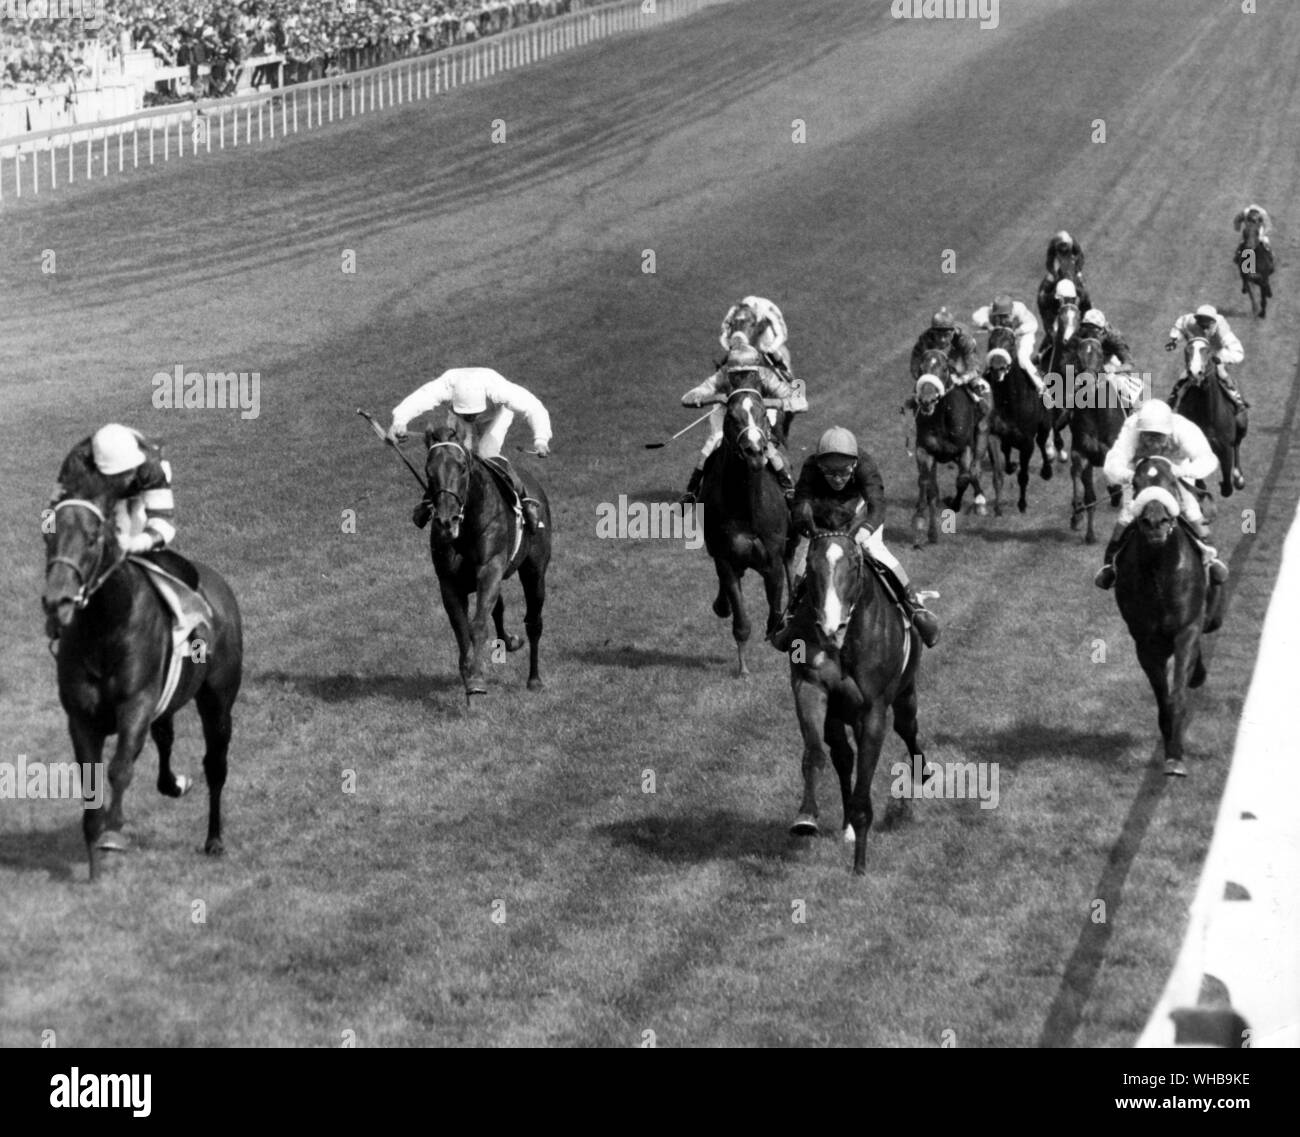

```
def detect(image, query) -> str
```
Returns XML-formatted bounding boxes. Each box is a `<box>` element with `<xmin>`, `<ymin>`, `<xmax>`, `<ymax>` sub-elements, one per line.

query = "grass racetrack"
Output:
<box><xmin>2</xmin><ymin>0</ymin><xmax>1299</xmax><ymax>1047</ymax></box>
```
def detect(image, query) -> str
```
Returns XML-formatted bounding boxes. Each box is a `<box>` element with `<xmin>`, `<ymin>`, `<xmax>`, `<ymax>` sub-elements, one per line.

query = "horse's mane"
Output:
<box><xmin>55</xmin><ymin>438</ymin><xmax>115</xmax><ymax>500</ymax></box>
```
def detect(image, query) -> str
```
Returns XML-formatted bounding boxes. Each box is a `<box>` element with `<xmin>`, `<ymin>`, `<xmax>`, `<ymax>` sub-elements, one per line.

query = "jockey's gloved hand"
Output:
<box><xmin>534</xmin><ymin>441</ymin><xmax>550</xmax><ymax>458</ymax></box>
<box><xmin>412</xmin><ymin>500</ymin><xmax>432</xmax><ymax>529</ymax></box>
<box><xmin>1165</xmin><ymin>340</ymin><xmax>1177</xmax><ymax>352</ymax></box>
<box><xmin>387</xmin><ymin>424</ymin><xmax>408</xmax><ymax>444</ymax></box>
<box><xmin>123</xmin><ymin>532</ymin><xmax>158</xmax><ymax>554</ymax></box>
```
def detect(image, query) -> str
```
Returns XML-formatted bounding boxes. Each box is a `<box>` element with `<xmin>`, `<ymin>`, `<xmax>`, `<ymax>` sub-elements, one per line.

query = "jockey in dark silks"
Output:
<box><xmin>774</xmin><ymin>427</ymin><xmax>939</xmax><ymax>649</ymax></box>
<box><xmin>1045</xmin><ymin>229</ymin><xmax>1085</xmax><ymax>280</ymax></box>
<box><xmin>909</xmin><ymin>307</ymin><xmax>989</xmax><ymax>424</ymax></box>
<box><xmin>1079</xmin><ymin>308</ymin><xmax>1135</xmax><ymax>371</ymax></box>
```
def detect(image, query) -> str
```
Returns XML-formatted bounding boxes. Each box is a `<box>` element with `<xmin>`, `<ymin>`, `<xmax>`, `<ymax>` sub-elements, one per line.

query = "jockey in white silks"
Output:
<box><xmin>970</xmin><ymin>294</ymin><xmax>1044</xmax><ymax>393</ymax></box>
<box><xmin>679</xmin><ymin>340</ymin><xmax>796</xmax><ymax>503</ymax></box>
<box><xmin>1094</xmin><ymin>400</ymin><xmax>1227</xmax><ymax>589</ymax></box>
<box><xmin>1165</xmin><ymin>304</ymin><xmax>1247</xmax><ymax>411</ymax></box>
<box><xmin>1233</xmin><ymin>203</ymin><xmax>1272</xmax><ymax>249</ymax></box>
<box><xmin>720</xmin><ymin>296</ymin><xmax>793</xmax><ymax>380</ymax></box>
<box><xmin>387</xmin><ymin>367</ymin><xmax>552</xmax><ymax>532</ymax></box>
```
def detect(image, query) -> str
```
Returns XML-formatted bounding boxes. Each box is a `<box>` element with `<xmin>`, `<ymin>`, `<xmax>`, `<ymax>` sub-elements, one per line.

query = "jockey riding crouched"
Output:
<box><xmin>680</xmin><ymin>340</ymin><xmax>796</xmax><ymax>504</ymax></box>
<box><xmin>772</xmin><ymin>427</ymin><xmax>939</xmax><ymax>650</ymax></box>
<box><xmin>909</xmin><ymin>308</ymin><xmax>990</xmax><ymax>418</ymax></box>
<box><xmin>388</xmin><ymin>367</ymin><xmax>552</xmax><ymax>532</ymax></box>
<box><xmin>721</xmin><ymin>295</ymin><xmax>793</xmax><ymax>382</ymax></box>
<box><xmin>971</xmin><ymin>293</ymin><xmax>1044</xmax><ymax>393</ymax></box>
<box><xmin>1094</xmin><ymin>400</ymin><xmax>1228</xmax><ymax>590</ymax></box>
<box><xmin>1045</xmin><ymin>229</ymin><xmax>1086</xmax><ymax>280</ymax></box>
<box><xmin>1166</xmin><ymin>304</ymin><xmax>1248</xmax><ymax>412</ymax></box>
<box><xmin>1034</xmin><ymin>278</ymin><xmax>1093</xmax><ymax>357</ymax></box>
<box><xmin>1077</xmin><ymin>307</ymin><xmax>1143</xmax><ymax>408</ymax></box>
<box><xmin>47</xmin><ymin>424</ymin><xmax>203</xmax><ymax>643</ymax></box>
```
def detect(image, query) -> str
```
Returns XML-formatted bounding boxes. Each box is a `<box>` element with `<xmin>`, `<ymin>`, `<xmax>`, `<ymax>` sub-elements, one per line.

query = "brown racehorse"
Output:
<box><xmin>1036</xmin><ymin>253</ymin><xmax>1092</xmax><ymax>331</ymax></box>
<box><xmin>41</xmin><ymin>473</ymin><xmax>243</xmax><ymax>882</ymax></box>
<box><xmin>784</xmin><ymin>531</ymin><xmax>929</xmax><ymax>874</ymax></box>
<box><xmin>422</xmin><ymin>426</ymin><xmax>550</xmax><ymax>697</ymax></box>
<box><xmin>1114</xmin><ymin>455</ymin><xmax>1225</xmax><ymax>777</ymax></box>
<box><xmin>700</xmin><ymin>387</ymin><xmax>789</xmax><ymax>677</ymax></box>
<box><xmin>1235</xmin><ymin>230</ymin><xmax>1274</xmax><ymax>318</ymax></box>
<box><xmin>1172</xmin><ymin>336</ymin><xmax>1247</xmax><ymax>497</ymax></box>
<box><xmin>1063</xmin><ymin>337</ymin><xmax>1125</xmax><ymax>544</ymax></box>
<box><xmin>985</xmin><ymin>325</ymin><xmax>1054</xmax><ymax>515</ymax></box>
<box><xmin>909</xmin><ymin>368</ymin><xmax>988</xmax><ymax>547</ymax></box>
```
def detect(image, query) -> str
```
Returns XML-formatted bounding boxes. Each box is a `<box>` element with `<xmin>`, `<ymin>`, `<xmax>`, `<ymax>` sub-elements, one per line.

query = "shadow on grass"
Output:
<box><xmin>936</xmin><ymin>722</ymin><xmax>1142</xmax><ymax>768</ymax></box>
<box><xmin>0</xmin><ymin>823</ymin><xmax>84</xmax><ymax>882</ymax></box>
<box><xmin>558</xmin><ymin>645</ymin><xmax>728</xmax><ymax>671</ymax></box>
<box><xmin>601</xmin><ymin>811</ymin><xmax>797</xmax><ymax>864</ymax></box>
<box><xmin>257</xmin><ymin>671</ymin><xmax>463</xmax><ymax>701</ymax></box>
<box><xmin>958</xmin><ymin>521</ymin><xmax>1103</xmax><ymax>545</ymax></box>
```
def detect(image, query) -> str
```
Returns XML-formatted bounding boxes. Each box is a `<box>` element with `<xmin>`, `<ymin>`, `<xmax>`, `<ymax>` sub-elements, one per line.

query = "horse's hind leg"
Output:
<box><xmin>849</xmin><ymin>703</ymin><xmax>888</xmax><ymax>875</ymax></box>
<box><xmin>791</xmin><ymin>677</ymin><xmax>830</xmax><ymax>835</ymax></box>
<box><xmin>152</xmin><ymin>714</ymin><xmax>191</xmax><ymax>797</ymax></box>
<box><xmin>1017</xmin><ymin>442</ymin><xmax>1031</xmax><ymax>513</ymax></box>
<box><xmin>884</xmin><ymin>677</ymin><xmax>927</xmax><ymax>826</ymax></box>
<box><xmin>491</xmin><ymin>594</ymin><xmax>524</xmax><ymax>653</ymax></box>
<box><xmin>825</xmin><ymin>713</ymin><xmax>856</xmax><ymax>841</ymax></box>
<box><xmin>518</xmin><ymin>557</ymin><xmax>546</xmax><ymax>691</ymax></box>
<box><xmin>195</xmin><ymin>682</ymin><xmax>233</xmax><ymax>855</ymax></box>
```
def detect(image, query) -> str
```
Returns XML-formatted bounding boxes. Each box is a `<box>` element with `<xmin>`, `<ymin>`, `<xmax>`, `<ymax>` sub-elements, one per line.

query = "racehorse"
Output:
<box><xmin>909</xmin><ymin>371</ymin><xmax>988</xmax><ymax>547</ymax></box>
<box><xmin>41</xmin><ymin>469</ymin><xmax>243</xmax><ymax>882</ymax></box>
<box><xmin>1172</xmin><ymin>336</ymin><xmax>1247</xmax><ymax>497</ymax></box>
<box><xmin>1114</xmin><ymin>455</ymin><xmax>1225</xmax><ymax>777</ymax></box>
<box><xmin>1063</xmin><ymin>337</ymin><xmax>1125</xmax><ymax>544</ymax></box>
<box><xmin>1036</xmin><ymin>252</ymin><xmax>1090</xmax><ymax>329</ymax></box>
<box><xmin>985</xmin><ymin>326</ymin><xmax>1054</xmax><ymax>515</ymax></box>
<box><xmin>422</xmin><ymin>426</ymin><xmax>550</xmax><ymax>697</ymax></box>
<box><xmin>785</xmin><ymin>531</ymin><xmax>928</xmax><ymax>874</ymax></box>
<box><xmin>1235</xmin><ymin>228</ymin><xmax>1274</xmax><ymax>318</ymax></box>
<box><xmin>700</xmin><ymin>386</ymin><xmax>789</xmax><ymax>677</ymax></box>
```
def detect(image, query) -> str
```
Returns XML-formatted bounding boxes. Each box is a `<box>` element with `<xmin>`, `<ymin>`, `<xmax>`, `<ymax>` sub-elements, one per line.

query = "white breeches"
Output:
<box><xmin>1014</xmin><ymin>331</ymin><xmax>1040</xmax><ymax>377</ymax></box>
<box><xmin>452</xmin><ymin>407</ymin><xmax>512</xmax><ymax>458</ymax></box>
<box><xmin>789</xmin><ymin>525</ymin><xmax>902</xmax><ymax>582</ymax></box>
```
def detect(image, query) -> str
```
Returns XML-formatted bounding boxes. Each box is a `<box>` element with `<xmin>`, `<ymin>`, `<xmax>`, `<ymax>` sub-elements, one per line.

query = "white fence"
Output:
<box><xmin>0</xmin><ymin>0</ymin><xmax>735</xmax><ymax>204</ymax></box>
<box><xmin>1137</xmin><ymin>497</ymin><xmax>1300</xmax><ymax>1048</ymax></box>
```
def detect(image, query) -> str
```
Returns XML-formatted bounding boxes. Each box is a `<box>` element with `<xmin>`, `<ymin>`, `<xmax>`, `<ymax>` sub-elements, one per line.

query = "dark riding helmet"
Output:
<box><xmin>990</xmin><ymin>294</ymin><xmax>1015</xmax><ymax>325</ymax></box>
<box><xmin>931</xmin><ymin>308</ymin><xmax>956</xmax><ymax>331</ymax></box>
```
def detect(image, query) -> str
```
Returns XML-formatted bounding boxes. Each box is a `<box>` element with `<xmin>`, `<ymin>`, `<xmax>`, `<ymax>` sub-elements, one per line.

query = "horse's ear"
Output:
<box><xmin>423</xmin><ymin>426</ymin><xmax>437</xmax><ymax>450</ymax></box>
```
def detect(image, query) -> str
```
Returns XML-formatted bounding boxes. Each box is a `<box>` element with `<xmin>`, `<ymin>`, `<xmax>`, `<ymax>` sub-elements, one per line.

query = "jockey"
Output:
<box><xmin>1078</xmin><ymin>308</ymin><xmax>1135</xmax><ymax>371</ymax></box>
<box><xmin>911</xmin><ymin>308</ymin><xmax>990</xmax><ymax>421</ymax></box>
<box><xmin>970</xmin><ymin>293</ymin><xmax>1044</xmax><ymax>393</ymax></box>
<box><xmin>774</xmin><ymin>427</ymin><xmax>938</xmax><ymax>649</ymax></box>
<box><xmin>1233</xmin><ymin>203</ymin><xmax>1272</xmax><ymax>250</ymax></box>
<box><xmin>387</xmin><ymin>367</ymin><xmax>551</xmax><ymax>533</ymax></box>
<box><xmin>1094</xmin><ymin>399</ymin><xmax>1227</xmax><ymax>590</ymax></box>
<box><xmin>720</xmin><ymin>296</ymin><xmax>793</xmax><ymax>381</ymax></box>
<box><xmin>47</xmin><ymin>424</ymin><xmax>193</xmax><ymax>642</ymax></box>
<box><xmin>1044</xmin><ymin>229</ymin><xmax>1085</xmax><ymax>280</ymax></box>
<box><xmin>1165</xmin><ymin>304</ymin><xmax>1248</xmax><ymax>411</ymax></box>
<box><xmin>680</xmin><ymin>340</ymin><xmax>796</xmax><ymax>503</ymax></box>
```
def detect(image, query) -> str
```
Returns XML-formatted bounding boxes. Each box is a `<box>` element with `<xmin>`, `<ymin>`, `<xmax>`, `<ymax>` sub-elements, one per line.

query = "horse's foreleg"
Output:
<box><xmin>884</xmin><ymin>675</ymin><xmax>926</xmax><ymax>826</ymax></box>
<box><xmin>715</xmin><ymin>558</ymin><xmax>751</xmax><ymax>676</ymax></box>
<box><xmin>1017</xmin><ymin>442</ymin><xmax>1032</xmax><ymax>512</ymax></box>
<box><xmin>849</xmin><ymin>702</ymin><xmax>888</xmax><ymax>875</ymax></box>
<box><xmin>1081</xmin><ymin>460</ymin><xmax>1098</xmax><ymax>544</ymax></box>
<box><xmin>85</xmin><ymin>699</ymin><xmax>152</xmax><ymax>876</ymax></box>
<box><xmin>438</xmin><ymin>575</ymin><xmax>475</xmax><ymax>692</ymax></box>
<box><xmin>151</xmin><ymin>714</ymin><xmax>189</xmax><ymax>798</ymax></box>
<box><xmin>194</xmin><ymin>682</ymin><xmax>232</xmax><ymax>854</ymax></box>
<box><xmin>913</xmin><ymin>459</ymin><xmax>930</xmax><ymax>549</ymax></box>
<box><xmin>491</xmin><ymin>594</ymin><xmax>524</xmax><ymax>654</ymax></box>
<box><xmin>1165</xmin><ymin>626</ymin><xmax>1200</xmax><ymax>775</ymax></box>
<box><xmin>68</xmin><ymin>718</ymin><xmax>107</xmax><ymax>880</ymax></box>
<box><xmin>825</xmin><ymin>711</ymin><xmax>857</xmax><ymax>842</ymax></box>
<box><xmin>1135</xmin><ymin>642</ymin><xmax>1175</xmax><ymax>771</ymax></box>
<box><xmin>518</xmin><ymin>557</ymin><xmax>546</xmax><ymax>691</ymax></box>
<box><xmin>989</xmin><ymin>437</ymin><xmax>1005</xmax><ymax>517</ymax></box>
<box><xmin>791</xmin><ymin>675</ymin><xmax>830</xmax><ymax>835</ymax></box>
<box><xmin>762</xmin><ymin>557</ymin><xmax>786</xmax><ymax>643</ymax></box>
<box><xmin>1037</xmin><ymin>422</ymin><xmax>1055</xmax><ymax>479</ymax></box>
<box><xmin>467</xmin><ymin>561</ymin><xmax>508</xmax><ymax>695</ymax></box>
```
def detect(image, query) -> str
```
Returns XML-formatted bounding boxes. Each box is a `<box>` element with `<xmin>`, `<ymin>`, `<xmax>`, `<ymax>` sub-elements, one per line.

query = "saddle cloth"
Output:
<box><xmin>477</xmin><ymin>456</ymin><xmax>526</xmax><ymax>564</ymax></box>
<box><xmin>128</xmin><ymin>556</ymin><xmax>214</xmax><ymax>722</ymax></box>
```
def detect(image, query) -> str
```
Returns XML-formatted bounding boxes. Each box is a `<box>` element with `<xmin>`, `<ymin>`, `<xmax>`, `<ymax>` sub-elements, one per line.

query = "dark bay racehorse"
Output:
<box><xmin>701</xmin><ymin>387</ymin><xmax>789</xmax><ymax>677</ymax></box>
<box><xmin>1172</xmin><ymin>336</ymin><xmax>1247</xmax><ymax>497</ymax></box>
<box><xmin>785</xmin><ymin>531</ymin><xmax>928</xmax><ymax>874</ymax></box>
<box><xmin>41</xmin><ymin>476</ymin><xmax>242</xmax><ymax>881</ymax></box>
<box><xmin>1114</xmin><ymin>455</ymin><xmax>1225</xmax><ymax>777</ymax></box>
<box><xmin>985</xmin><ymin>325</ymin><xmax>1053</xmax><ymax>515</ymax></box>
<box><xmin>910</xmin><ymin>370</ymin><xmax>988</xmax><ymax>547</ymax></box>
<box><xmin>1036</xmin><ymin>253</ymin><xmax>1090</xmax><ymax>329</ymax></box>
<box><xmin>422</xmin><ymin>426</ymin><xmax>550</xmax><ymax>697</ymax></box>
<box><xmin>1235</xmin><ymin>230</ymin><xmax>1274</xmax><ymax>318</ymax></box>
<box><xmin>1063</xmin><ymin>337</ymin><xmax>1125</xmax><ymax>544</ymax></box>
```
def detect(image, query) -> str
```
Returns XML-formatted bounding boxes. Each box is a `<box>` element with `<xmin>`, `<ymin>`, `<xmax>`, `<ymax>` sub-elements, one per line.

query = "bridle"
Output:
<box><xmin>44</xmin><ymin>498</ymin><xmax>124</xmax><ymax>609</ymax></box>
<box><xmin>724</xmin><ymin>386</ymin><xmax>770</xmax><ymax>455</ymax></box>
<box><xmin>426</xmin><ymin>439</ymin><xmax>471</xmax><ymax>527</ymax></box>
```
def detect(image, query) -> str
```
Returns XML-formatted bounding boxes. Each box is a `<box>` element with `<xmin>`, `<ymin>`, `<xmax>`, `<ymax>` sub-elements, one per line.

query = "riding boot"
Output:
<box><xmin>508</xmin><ymin>472</ymin><xmax>543</xmax><ymax>533</ymax></box>
<box><xmin>770</xmin><ymin>575</ymin><xmax>805</xmax><ymax>652</ymax></box>
<box><xmin>680</xmin><ymin>465</ymin><xmax>704</xmax><ymax>506</ymax></box>
<box><xmin>776</xmin><ymin>463</ymin><xmax>796</xmax><ymax>502</ymax></box>
<box><xmin>1169</xmin><ymin>377</ymin><xmax>1187</xmax><ymax>411</ymax></box>
<box><xmin>902</xmin><ymin>585</ymin><xmax>940</xmax><ymax>648</ymax></box>
<box><xmin>1187</xmin><ymin>519</ymin><xmax>1228</xmax><ymax>582</ymax></box>
<box><xmin>1094</xmin><ymin>522</ymin><xmax>1128</xmax><ymax>589</ymax></box>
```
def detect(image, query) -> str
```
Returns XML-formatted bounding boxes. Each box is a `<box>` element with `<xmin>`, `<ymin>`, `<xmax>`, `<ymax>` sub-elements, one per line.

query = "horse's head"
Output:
<box><xmin>803</xmin><ymin>531</ymin><xmax>865</xmax><ymax>648</ymax></box>
<box><xmin>986</xmin><ymin>327</ymin><xmax>1017</xmax><ymax>380</ymax></box>
<box><xmin>725</xmin><ymin>303</ymin><xmax>759</xmax><ymax>346</ymax></box>
<box><xmin>41</xmin><ymin>483</ymin><xmax>120</xmax><ymax>631</ymax></box>
<box><xmin>1130</xmin><ymin>454</ymin><xmax>1183</xmax><ymax>548</ymax></box>
<box><xmin>424</xmin><ymin>426</ymin><xmax>473</xmax><ymax>541</ymax></box>
<box><xmin>1183</xmin><ymin>335</ymin><xmax>1213</xmax><ymax>384</ymax></box>
<box><xmin>1054</xmin><ymin>301</ymin><xmax>1080</xmax><ymax>345</ymax></box>
<box><xmin>913</xmin><ymin>373</ymin><xmax>945</xmax><ymax>417</ymax></box>
<box><xmin>723</xmin><ymin>386</ymin><xmax>771</xmax><ymax>467</ymax></box>
<box><xmin>919</xmin><ymin>348</ymin><xmax>950</xmax><ymax>386</ymax></box>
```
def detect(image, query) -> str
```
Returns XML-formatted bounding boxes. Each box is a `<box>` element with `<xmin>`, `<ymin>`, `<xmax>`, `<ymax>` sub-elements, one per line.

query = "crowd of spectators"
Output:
<box><xmin>2</xmin><ymin>0</ymin><xmax>580</xmax><ymax>95</ymax></box>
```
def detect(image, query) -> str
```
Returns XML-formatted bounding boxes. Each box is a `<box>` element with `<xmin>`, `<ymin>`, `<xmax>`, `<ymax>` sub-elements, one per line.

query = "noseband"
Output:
<box><xmin>45</xmin><ymin>498</ymin><xmax>121</xmax><ymax>608</ymax></box>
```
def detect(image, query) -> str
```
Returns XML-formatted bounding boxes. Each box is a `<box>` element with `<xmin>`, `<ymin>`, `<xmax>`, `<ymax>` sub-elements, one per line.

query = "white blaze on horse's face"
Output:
<box><xmin>820</xmin><ymin>542</ymin><xmax>846</xmax><ymax>638</ymax></box>
<box><xmin>736</xmin><ymin>392</ymin><xmax>765</xmax><ymax>453</ymax></box>
<box><xmin>1187</xmin><ymin>336</ymin><xmax>1212</xmax><ymax>379</ymax></box>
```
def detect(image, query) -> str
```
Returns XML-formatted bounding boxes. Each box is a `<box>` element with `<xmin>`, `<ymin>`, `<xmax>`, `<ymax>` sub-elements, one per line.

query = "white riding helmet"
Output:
<box><xmin>92</xmin><ymin>423</ymin><xmax>146</xmax><ymax>475</ymax></box>
<box><xmin>1054</xmin><ymin>279</ymin><xmax>1078</xmax><ymax>300</ymax></box>
<box><xmin>1135</xmin><ymin>399</ymin><xmax>1174</xmax><ymax>435</ymax></box>
<box><xmin>1052</xmin><ymin>229</ymin><xmax>1073</xmax><ymax>245</ymax></box>
<box><xmin>450</xmin><ymin>374</ymin><xmax>488</xmax><ymax>415</ymax></box>
<box><xmin>1082</xmin><ymin>308</ymin><xmax>1106</xmax><ymax>327</ymax></box>
<box><xmin>1194</xmin><ymin>303</ymin><xmax>1219</xmax><ymax>321</ymax></box>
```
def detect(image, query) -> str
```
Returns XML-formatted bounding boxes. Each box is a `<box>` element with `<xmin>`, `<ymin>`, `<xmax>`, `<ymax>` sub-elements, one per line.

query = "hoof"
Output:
<box><xmin>205</xmin><ymin>837</ymin><xmax>225</xmax><ymax>856</ymax></box>
<box><xmin>1084</xmin><ymin>531</ymin><xmax>1097</xmax><ymax>546</ymax></box>
<box><xmin>504</xmin><ymin>634</ymin><xmax>525</xmax><ymax>653</ymax></box>
<box><xmin>1057</xmin><ymin>449</ymin><xmax>1070</xmax><ymax>464</ymax></box>
<box><xmin>1233</xmin><ymin>469</ymin><xmax>1245</xmax><ymax>490</ymax></box>
<box><xmin>160</xmin><ymin>773</ymin><xmax>192</xmax><ymax>798</ymax></box>
<box><xmin>853</xmin><ymin>863</ymin><xmax>867</xmax><ymax>877</ymax></box>
<box><xmin>712</xmin><ymin>596</ymin><xmax>731</xmax><ymax>618</ymax></box>
<box><xmin>1017</xmin><ymin>500</ymin><xmax>1027</xmax><ymax>514</ymax></box>
<box><xmin>1005</xmin><ymin>460</ymin><xmax>1019</xmax><ymax>474</ymax></box>
<box><xmin>94</xmin><ymin>830</ymin><xmax>130</xmax><ymax>852</ymax></box>
<box><xmin>842</xmin><ymin>824</ymin><xmax>855</xmax><ymax>843</ymax></box>
<box><xmin>465</xmin><ymin>677</ymin><xmax>488</xmax><ymax>696</ymax></box>
<box><xmin>1041</xmin><ymin>463</ymin><xmax>1053</xmax><ymax>481</ymax></box>
<box><xmin>974</xmin><ymin>503</ymin><xmax>989</xmax><ymax>517</ymax></box>
<box><xmin>527</xmin><ymin>676</ymin><xmax>543</xmax><ymax>691</ymax></box>
<box><xmin>1164</xmin><ymin>759</ymin><xmax>1188</xmax><ymax>778</ymax></box>
<box><xmin>790</xmin><ymin>813</ymin><xmax>819</xmax><ymax>836</ymax></box>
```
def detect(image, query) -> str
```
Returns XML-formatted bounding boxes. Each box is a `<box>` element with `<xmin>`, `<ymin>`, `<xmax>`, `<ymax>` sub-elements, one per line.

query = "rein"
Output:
<box><xmin>425</xmin><ymin>439</ymin><xmax>470</xmax><ymax>522</ymax></box>
<box><xmin>45</xmin><ymin>498</ymin><xmax>126</xmax><ymax>610</ymax></box>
